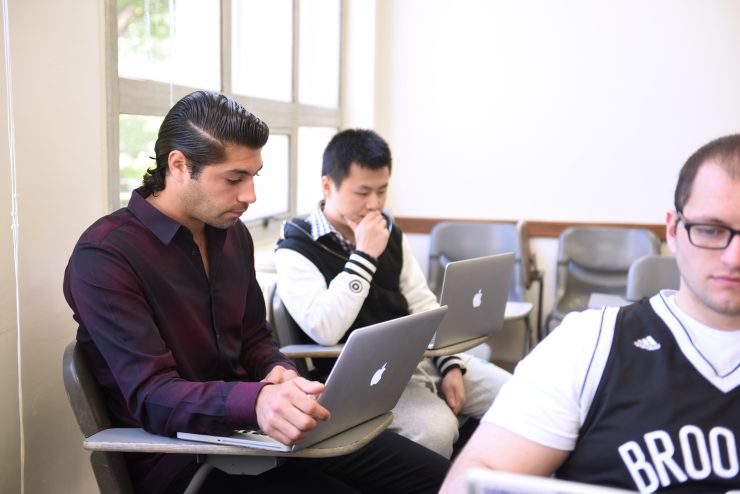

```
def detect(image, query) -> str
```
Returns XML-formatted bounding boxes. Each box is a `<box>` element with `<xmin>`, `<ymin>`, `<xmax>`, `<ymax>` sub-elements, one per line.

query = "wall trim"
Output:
<box><xmin>393</xmin><ymin>217</ymin><xmax>666</xmax><ymax>242</ymax></box>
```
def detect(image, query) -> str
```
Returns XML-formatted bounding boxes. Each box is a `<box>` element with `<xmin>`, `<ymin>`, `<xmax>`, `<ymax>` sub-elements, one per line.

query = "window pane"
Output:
<box><xmin>298</xmin><ymin>0</ymin><xmax>340</xmax><ymax>107</ymax></box>
<box><xmin>119</xmin><ymin>114</ymin><xmax>163</xmax><ymax>207</ymax></box>
<box><xmin>243</xmin><ymin>134</ymin><xmax>289</xmax><ymax>221</ymax></box>
<box><xmin>297</xmin><ymin>127</ymin><xmax>336</xmax><ymax>215</ymax></box>
<box><xmin>232</xmin><ymin>0</ymin><xmax>292</xmax><ymax>101</ymax></box>
<box><xmin>118</xmin><ymin>0</ymin><xmax>220</xmax><ymax>89</ymax></box>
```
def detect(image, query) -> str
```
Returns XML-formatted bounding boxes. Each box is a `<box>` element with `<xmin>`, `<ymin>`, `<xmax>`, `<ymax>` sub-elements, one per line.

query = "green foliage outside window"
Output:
<box><xmin>119</xmin><ymin>114</ymin><xmax>163</xmax><ymax>202</ymax></box>
<box><xmin>118</xmin><ymin>0</ymin><xmax>171</xmax><ymax>66</ymax></box>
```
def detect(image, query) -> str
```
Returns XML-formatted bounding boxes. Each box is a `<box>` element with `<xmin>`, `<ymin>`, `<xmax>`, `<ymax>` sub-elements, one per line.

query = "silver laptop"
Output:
<box><xmin>466</xmin><ymin>469</ymin><xmax>637</xmax><ymax>493</ymax></box>
<box><xmin>177</xmin><ymin>306</ymin><xmax>447</xmax><ymax>452</ymax></box>
<box><xmin>429</xmin><ymin>252</ymin><xmax>514</xmax><ymax>349</ymax></box>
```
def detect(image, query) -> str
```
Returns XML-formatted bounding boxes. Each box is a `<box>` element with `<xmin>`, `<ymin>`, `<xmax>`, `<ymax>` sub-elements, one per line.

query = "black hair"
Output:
<box><xmin>141</xmin><ymin>91</ymin><xmax>269</xmax><ymax>197</ymax></box>
<box><xmin>321</xmin><ymin>129</ymin><xmax>392</xmax><ymax>186</ymax></box>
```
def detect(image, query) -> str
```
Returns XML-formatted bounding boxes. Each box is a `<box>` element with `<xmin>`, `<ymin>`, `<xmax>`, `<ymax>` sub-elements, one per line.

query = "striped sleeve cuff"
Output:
<box><xmin>343</xmin><ymin>251</ymin><xmax>378</xmax><ymax>283</ymax></box>
<box><xmin>433</xmin><ymin>354</ymin><xmax>467</xmax><ymax>377</ymax></box>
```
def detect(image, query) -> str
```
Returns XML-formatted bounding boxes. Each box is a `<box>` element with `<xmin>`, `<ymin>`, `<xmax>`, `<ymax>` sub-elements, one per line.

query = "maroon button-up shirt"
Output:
<box><xmin>63</xmin><ymin>188</ymin><xmax>294</xmax><ymax>493</ymax></box>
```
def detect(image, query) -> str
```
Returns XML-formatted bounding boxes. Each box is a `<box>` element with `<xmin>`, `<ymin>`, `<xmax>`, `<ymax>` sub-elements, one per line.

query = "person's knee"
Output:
<box><xmin>392</xmin><ymin>377</ymin><xmax>471</xmax><ymax>458</ymax></box>
<box><xmin>389</xmin><ymin>404</ymin><xmax>459</xmax><ymax>458</ymax></box>
<box><xmin>460</xmin><ymin>358</ymin><xmax>512</xmax><ymax>418</ymax></box>
<box><xmin>427</xmin><ymin>418</ymin><xmax>459</xmax><ymax>459</ymax></box>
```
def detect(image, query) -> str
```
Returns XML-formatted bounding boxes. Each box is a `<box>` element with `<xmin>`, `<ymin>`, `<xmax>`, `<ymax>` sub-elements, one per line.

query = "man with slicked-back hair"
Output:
<box><xmin>65</xmin><ymin>91</ymin><xmax>448</xmax><ymax>494</ymax></box>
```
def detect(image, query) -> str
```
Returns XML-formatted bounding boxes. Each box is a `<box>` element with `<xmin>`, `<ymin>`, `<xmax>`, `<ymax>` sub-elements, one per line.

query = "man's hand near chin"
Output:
<box><xmin>347</xmin><ymin>211</ymin><xmax>390</xmax><ymax>259</ymax></box>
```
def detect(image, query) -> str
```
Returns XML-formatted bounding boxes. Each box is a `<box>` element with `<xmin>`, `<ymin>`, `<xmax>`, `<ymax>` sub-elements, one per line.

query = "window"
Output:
<box><xmin>118</xmin><ymin>114</ymin><xmax>163</xmax><ymax>206</ymax></box>
<box><xmin>231</xmin><ymin>0</ymin><xmax>292</xmax><ymax>102</ymax></box>
<box><xmin>296</xmin><ymin>126</ymin><xmax>337</xmax><ymax>214</ymax></box>
<box><xmin>108</xmin><ymin>0</ymin><xmax>342</xmax><ymax>241</ymax></box>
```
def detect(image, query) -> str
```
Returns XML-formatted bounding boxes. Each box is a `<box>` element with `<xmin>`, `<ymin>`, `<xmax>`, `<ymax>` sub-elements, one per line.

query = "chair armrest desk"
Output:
<box><xmin>84</xmin><ymin>413</ymin><xmax>392</xmax><ymax>494</ymax></box>
<box><xmin>281</xmin><ymin>302</ymin><xmax>536</xmax><ymax>360</ymax></box>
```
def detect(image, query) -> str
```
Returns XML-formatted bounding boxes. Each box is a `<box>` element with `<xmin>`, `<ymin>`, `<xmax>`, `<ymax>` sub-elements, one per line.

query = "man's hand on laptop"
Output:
<box><xmin>255</xmin><ymin>377</ymin><xmax>330</xmax><ymax>445</ymax></box>
<box><xmin>441</xmin><ymin>367</ymin><xmax>466</xmax><ymax>415</ymax></box>
<box><xmin>261</xmin><ymin>364</ymin><xmax>299</xmax><ymax>384</ymax></box>
<box><xmin>347</xmin><ymin>211</ymin><xmax>390</xmax><ymax>259</ymax></box>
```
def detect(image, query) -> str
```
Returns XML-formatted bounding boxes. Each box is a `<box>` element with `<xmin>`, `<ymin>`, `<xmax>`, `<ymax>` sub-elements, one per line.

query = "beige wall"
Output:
<box><xmin>1</xmin><ymin>0</ymin><xmax>106</xmax><ymax>491</ymax></box>
<box><xmin>0</xmin><ymin>7</ymin><xmax>21</xmax><ymax>489</ymax></box>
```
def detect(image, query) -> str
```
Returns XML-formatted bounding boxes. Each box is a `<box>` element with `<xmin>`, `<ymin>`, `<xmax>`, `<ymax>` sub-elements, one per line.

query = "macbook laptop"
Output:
<box><xmin>466</xmin><ymin>469</ymin><xmax>637</xmax><ymax>493</ymax></box>
<box><xmin>177</xmin><ymin>306</ymin><xmax>447</xmax><ymax>452</ymax></box>
<box><xmin>429</xmin><ymin>252</ymin><xmax>514</xmax><ymax>349</ymax></box>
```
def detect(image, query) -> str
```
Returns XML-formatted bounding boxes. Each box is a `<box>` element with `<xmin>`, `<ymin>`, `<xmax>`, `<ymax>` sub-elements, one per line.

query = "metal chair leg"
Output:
<box><xmin>183</xmin><ymin>463</ymin><xmax>214</xmax><ymax>494</ymax></box>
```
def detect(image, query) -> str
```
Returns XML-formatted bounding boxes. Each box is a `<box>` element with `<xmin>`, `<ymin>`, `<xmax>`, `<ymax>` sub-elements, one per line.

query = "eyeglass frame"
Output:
<box><xmin>676</xmin><ymin>212</ymin><xmax>740</xmax><ymax>250</ymax></box>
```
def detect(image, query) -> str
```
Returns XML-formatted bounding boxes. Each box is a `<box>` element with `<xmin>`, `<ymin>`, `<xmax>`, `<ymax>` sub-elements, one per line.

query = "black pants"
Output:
<box><xmin>167</xmin><ymin>430</ymin><xmax>449</xmax><ymax>493</ymax></box>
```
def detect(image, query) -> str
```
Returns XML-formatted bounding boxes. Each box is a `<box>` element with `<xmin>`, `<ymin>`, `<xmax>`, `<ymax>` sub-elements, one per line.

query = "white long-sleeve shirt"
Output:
<box><xmin>274</xmin><ymin>233</ymin><xmax>438</xmax><ymax>346</ymax></box>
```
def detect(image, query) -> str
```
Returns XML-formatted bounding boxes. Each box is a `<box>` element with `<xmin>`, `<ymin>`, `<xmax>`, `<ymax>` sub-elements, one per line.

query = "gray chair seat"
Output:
<box><xmin>545</xmin><ymin>226</ymin><xmax>660</xmax><ymax>333</ymax></box>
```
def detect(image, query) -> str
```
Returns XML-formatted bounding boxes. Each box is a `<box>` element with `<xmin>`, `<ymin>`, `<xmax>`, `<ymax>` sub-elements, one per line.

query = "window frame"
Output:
<box><xmin>105</xmin><ymin>0</ymin><xmax>344</xmax><ymax>243</ymax></box>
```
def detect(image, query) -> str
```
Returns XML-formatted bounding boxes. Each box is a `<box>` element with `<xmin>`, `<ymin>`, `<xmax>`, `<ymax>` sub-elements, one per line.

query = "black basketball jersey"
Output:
<box><xmin>556</xmin><ymin>298</ymin><xmax>740</xmax><ymax>493</ymax></box>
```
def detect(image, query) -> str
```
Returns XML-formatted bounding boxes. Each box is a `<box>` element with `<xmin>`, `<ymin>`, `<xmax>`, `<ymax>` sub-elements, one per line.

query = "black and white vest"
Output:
<box><xmin>275</xmin><ymin>218</ymin><xmax>410</xmax><ymax>379</ymax></box>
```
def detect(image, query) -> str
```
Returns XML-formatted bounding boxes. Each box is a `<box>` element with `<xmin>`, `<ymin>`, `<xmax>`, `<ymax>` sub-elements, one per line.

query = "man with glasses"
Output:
<box><xmin>441</xmin><ymin>134</ymin><xmax>740</xmax><ymax>493</ymax></box>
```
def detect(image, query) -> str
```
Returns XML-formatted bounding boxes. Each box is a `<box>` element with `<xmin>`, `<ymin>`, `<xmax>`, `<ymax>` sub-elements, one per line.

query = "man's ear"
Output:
<box><xmin>321</xmin><ymin>175</ymin><xmax>335</xmax><ymax>200</ymax></box>
<box><xmin>168</xmin><ymin>150</ymin><xmax>190</xmax><ymax>184</ymax></box>
<box><xmin>666</xmin><ymin>210</ymin><xmax>679</xmax><ymax>254</ymax></box>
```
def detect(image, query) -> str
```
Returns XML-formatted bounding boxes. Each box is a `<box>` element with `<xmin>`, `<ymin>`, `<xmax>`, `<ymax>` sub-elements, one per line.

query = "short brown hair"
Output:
<box><xmin>675</xmin><ymin>134</ymin><xmax>740</xmax><ymax>211</ymax></box>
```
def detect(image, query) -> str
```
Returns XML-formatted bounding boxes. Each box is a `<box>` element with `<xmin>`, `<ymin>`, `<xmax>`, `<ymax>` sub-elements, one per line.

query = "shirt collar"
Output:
<box><xmin>308</xmin><ymin>200</ymin><xmax>355</xmax><ymax>253</ymax></box>
<box><xmin>127</xmin><ymin>188</ymin><xmax>182</xmax><ymax>245</ymax></box>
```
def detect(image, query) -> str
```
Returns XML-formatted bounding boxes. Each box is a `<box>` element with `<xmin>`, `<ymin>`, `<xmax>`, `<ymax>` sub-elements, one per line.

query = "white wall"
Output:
<box><xmin>376</xmin><ymin>0</ymin><xmax>740</xmax><ymax>225</ymax></box>
<box><xmin>1</xmin><ymin>0</ymin><xmax>106</xmax><ymax>492</ymax></box>
<box><xmin>374</xmin><ymin>0</ymin><xmax>740</xmax><ymax>331</ymax></box>
<box><xmin>342</xmin><ymin>0</ymin><xmax>376</xmax><ymax>128</ymax></box>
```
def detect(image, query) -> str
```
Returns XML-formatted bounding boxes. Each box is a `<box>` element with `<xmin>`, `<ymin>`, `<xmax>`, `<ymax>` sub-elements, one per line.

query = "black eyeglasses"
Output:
<box><xmin>677</xmin><ymin>213</ymin><xmax>740</xmax><ymax>250</ymax></box>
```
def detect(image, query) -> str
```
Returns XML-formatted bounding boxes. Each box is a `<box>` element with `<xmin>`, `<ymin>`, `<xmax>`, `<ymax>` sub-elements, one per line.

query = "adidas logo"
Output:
<box><xmin>634</xmin><ymin>335</ymin><xmax>661</xmax><ymax>351</ymax></box>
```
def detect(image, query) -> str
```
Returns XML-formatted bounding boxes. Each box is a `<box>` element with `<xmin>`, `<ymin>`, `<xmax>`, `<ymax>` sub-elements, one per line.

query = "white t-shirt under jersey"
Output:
<box><xmin>483</xmin><ymin>290</ymin><xmax>740</xmax><ymax>451</ymax></box>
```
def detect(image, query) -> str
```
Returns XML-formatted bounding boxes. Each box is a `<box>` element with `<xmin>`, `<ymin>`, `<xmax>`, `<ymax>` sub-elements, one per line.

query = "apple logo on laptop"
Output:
<box><xmin>370</xmin><ymin>363</ymin><xmax>387</xmax><ymax>386</ymax></box>
<box><xmin>472</xmin><ymin>289</ymin><xmax>483</xmax><ymax>308</ymax></box>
